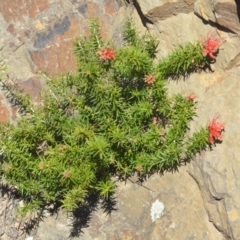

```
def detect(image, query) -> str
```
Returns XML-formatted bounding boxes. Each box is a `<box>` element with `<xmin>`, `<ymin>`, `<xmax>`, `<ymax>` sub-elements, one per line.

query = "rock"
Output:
<box><xmin>214</xmin><ymin>1</ymin><xmax>240</xmax><ymax>33</ymax></box>
<box><xmin>138</xmin><ymin>0</ymin><xmax>196</xmax><ymax>22</ymax></box>
<box><xmin>135</xmin><ymin>0</ymin><xmax>196</xmax><ymax>18</ymax></box>
<box><xmin>147</xmin><ymin>12</ymin><xmax>214</xmax><ymax>58</ymax></box>
<box><xmin>0</xmin><ymin>0</ymin><xmax>120</xmax><ymax>122</ymax></box>
<box><xmin>114</xmin><ymin>1</ymin><xmax>240</xmax><ymax>239</ymax></box>
<box><xmin>166</xmin><ymin>67</ymin><xmax>240</xmax><ymax>240</ymax></box>
<box><xmin>194</xmin><ymin>0</ymin><xmax>240</xmax><ymax>33</ymax></box>
<box><xmin>32</xmin><ymin>167</ymin><xmax>223</xmax><ymax>240</ymax></box>
<box><xmin>135</xmin><ymin>0</ymin><xmax>240</xmax><ymax>73</ymax></box>
<box><xmin>194</xmin><ymin>0</ymin><xmax>216</xmax><ymax>22</ymax></box>
<box><xmin>0</xmin><ymin>0</ymin><xmax>120</xmax><ymax>75</ymax></box>
<box><xmin>189</xmin><ymin>71</ymin><xmax>240</xmax><ymax>240</ymax></box>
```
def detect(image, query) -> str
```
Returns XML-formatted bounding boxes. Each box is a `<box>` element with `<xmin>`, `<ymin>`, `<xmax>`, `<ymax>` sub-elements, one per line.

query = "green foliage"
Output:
<box><xmin>113</xmin><ymin>46</ymin><xmax>152</xmax><ymax>80</ymax></box>
<box><xmin>158</xmin><ymin>42</ymin><xmax>207</xmax><ymax>79</ymax></box>
<box><xmin>0</xmin><ymin>19</ymin><xmax>211</xmax><ymax>216</ymax></box>
<box><xmin>0</xmin><ymin>74</ymin><xmax>32</xmax><ymax>114</ymax></box>
<box><xmin>123</xmin><ymin>18</ymin><xmax>159</xmax><ymax>58</ymax></box>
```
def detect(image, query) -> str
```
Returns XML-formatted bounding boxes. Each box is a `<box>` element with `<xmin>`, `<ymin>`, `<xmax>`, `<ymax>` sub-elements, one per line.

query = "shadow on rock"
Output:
<box><xmin>68</xmin><ymin>193</ymin><xmax>117</xmax><ymax>239</ymax></box>
<box><xmin>0</xmin><ymin>182</ymin><xmax>117</xmax><ymax>239</ymax></box>
<box><xmin>68</xmin><ymin>193</ymin><xmax>99</xmax><ymax>238</ymax></box>
<box><xmin>235</xmin><ymin>0</ymin><xmax>240</xmax><ymax>22</ymax></box>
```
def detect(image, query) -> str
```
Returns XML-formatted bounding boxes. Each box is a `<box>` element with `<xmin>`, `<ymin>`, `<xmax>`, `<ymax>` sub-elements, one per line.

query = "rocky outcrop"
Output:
<box><xmin>137</xmin><ymin>0</ymin><xmax>196</xmax><ymax>22</ymax></box>
<box><xmin>0</xmin><ymin>167</ymin><xmax>225</xmax><ymax>240</ymax></box>
<box><xmin>194</xmin><ymin>0</ymin><xmax>240</xmax><ymax>33</ymax></box>
<box><xmin>131</xmin><ymin>0</ymin><xmax>240</xmax><ymax>239</ymax></box>
<box><xmin>194</xmin><ymin>0</ymin><xmax>240</xmax><ymax>72</ymax></box>
<box><xmin>1</xmin><ymin>0</ymin><xmax>240</xmax><ymax>239</ymax></box>
<box><xmin>0</xmin><ymin>0</ymin><xmax>120</xmax><ymax>121</ymax></box>
<box><xmin>0</xmin><ymin>0</ymin><xmax>119</xmax><ymax>75</ymax></box>
<box><xmin>167</xmin><ymin>67</ymin><xmax>240</xmax><ymax>240</ymax></box>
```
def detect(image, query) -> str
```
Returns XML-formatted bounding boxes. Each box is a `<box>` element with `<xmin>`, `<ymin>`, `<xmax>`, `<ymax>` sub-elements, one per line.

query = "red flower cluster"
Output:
<box><xmin>187</xmin><ymin>93</ymin><xmax>197</xmax><ymax>102</ymax></box>
<box><xmin>202</xmin><ymin>35</ymin><xmax>223</xmax><ymax>59</ymax></box>
<box><xmin>208</xmin><ymin>115</ymin><xmax>224</xmax><ymax>144</ymax></box>
<box><xmin>97</xmin><ymin>47</ymin><xmax>116</xmax><ymax>60</ymax></box>
<box><xmin>144</xmin><ymin>74</ymin><xmax>156</xmax><ymax>85</ymax></box>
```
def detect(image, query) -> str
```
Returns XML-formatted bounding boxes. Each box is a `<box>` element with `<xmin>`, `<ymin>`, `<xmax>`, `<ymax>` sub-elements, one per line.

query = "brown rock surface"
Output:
<box><xmin>194</xmin><ymin>0</ymin><xmax>240</xmax><ymax>33</ymax></box>
<box><xmin>0</xmin><ymin>0</ymin><xmax>120</xmax><ymax>122</ymax></box>
<box><xmin>167</xmin><ymin>68</ymin><xmax>240</xmax><ymax>240</ymax></box>
<box><xmin>145</xmin><ymin>0</ymin><xmax>195</xmax><ymax>22</ymax></box>
<box><xmin>0</xmin><ymin>168</ymin><xmax>224</xmax><ymax>240</ymax></box>
<box><xmin>0</xmin><ymin>0</ymin><xmax>120</xmax><ymax>75</ymax></box>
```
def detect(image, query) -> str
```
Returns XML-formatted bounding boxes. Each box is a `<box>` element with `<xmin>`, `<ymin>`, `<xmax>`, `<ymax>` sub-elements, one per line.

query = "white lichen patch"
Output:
<box><xmin>25</xmin><ymin>237</ymin><xmax>33</xmax><ymax>240</ymax></box>
<box><xmin>150</xmin><ymin>199</ymin><xmax>164</xmax><ymax>222</ymax></box>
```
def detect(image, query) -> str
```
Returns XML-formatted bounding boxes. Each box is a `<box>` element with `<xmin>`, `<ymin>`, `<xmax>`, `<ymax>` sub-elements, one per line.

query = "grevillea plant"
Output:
<box><xmin>0</xmin><ymin>19</ymin><xmax>224</xmax><ymax>217</ymax></box>
<box><xmin>157</xmin><ymin>32</ymin><xmax>224</xmax><ymax>79</ymax></box>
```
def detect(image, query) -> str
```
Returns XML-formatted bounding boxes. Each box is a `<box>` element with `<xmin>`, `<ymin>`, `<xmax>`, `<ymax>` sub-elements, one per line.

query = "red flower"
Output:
<box><xmin>144</xmin><ymin>74</ymin><xmax>156</xmax><ymax>85</ymax></box>
<box><xmin>202</xmin><ymin>35</ymin><xmax>223</xmax><ymax>59</ymax></box>
<box><xmin>97</xmin><ymin>47</ymin><xmax>116</xmax><ymax>60</ymax></box>
<box><xmin>187</xmin><ymin>93</ymin><xmax>197</xmax><ymax>102</ymax></box>
<box><xmin>208</xmin><ymin>115</ymin><xmax>224</xmax><ymax>144</ymax></box>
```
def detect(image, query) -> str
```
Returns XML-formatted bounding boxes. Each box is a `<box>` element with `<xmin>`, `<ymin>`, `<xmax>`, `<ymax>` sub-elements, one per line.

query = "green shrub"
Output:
<box><xmin>0</xmin><ymin>19</ymin><xmax>221</xmax><ymax>216</ymax></box>
<box><xmin>157</xmin><ymin>42</ymin><xmax>207</xmax><ymax>79</ymax></box>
